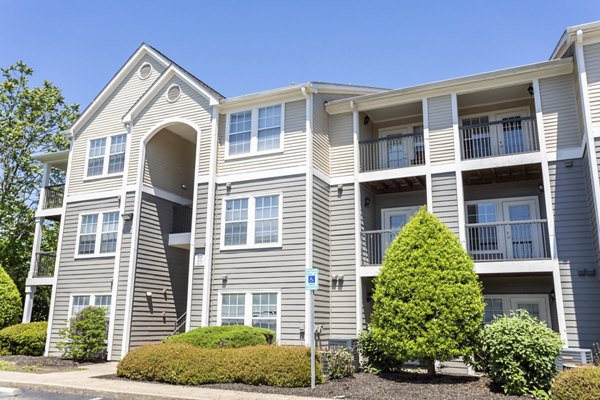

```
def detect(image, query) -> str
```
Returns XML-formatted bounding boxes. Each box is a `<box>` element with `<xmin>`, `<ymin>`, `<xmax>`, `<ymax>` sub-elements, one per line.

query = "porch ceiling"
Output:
<box><xmin>363</xmin><ymin>175</ymin><xmax>426</xmax><ymax>194</ymax></box>
<box><xmin>462</xmin><ymin>163</ymin><xmax>542</xmax><ymax>186</ymax></box>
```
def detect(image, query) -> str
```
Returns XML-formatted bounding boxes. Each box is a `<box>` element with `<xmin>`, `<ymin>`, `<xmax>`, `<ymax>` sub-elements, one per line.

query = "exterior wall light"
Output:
<box><xmin>122</xmin><ymin>212</ymin><xmax>133</xmax><ymax>221</ymax></box>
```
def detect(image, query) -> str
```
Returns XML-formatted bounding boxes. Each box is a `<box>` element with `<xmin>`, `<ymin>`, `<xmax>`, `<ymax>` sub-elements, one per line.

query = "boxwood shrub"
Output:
<box><xmin>117</xmin><ymin>343</ymin><xmax>323</xmax><ymax>387</ymax></box>
<box><xmin>164</xmin><ymin>325</ymin><xmax>274</xmax><ymax>348</ymax></box>
<box><xmin>552</xmin><ymin>366</ymin><xmax>600</xmax><ymax>400</ymax></box>
<box><xmin>0</xmin><ymin>321</ymin><xmax>47</xmax><ymax>356</ymax></box>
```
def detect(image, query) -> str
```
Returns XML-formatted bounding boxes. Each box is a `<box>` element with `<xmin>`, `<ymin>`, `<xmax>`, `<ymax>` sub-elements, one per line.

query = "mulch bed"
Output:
<box><xmin>0</xmin><ymin>355</ymin><xmax>81</xmax><ymax>373</ymax></box>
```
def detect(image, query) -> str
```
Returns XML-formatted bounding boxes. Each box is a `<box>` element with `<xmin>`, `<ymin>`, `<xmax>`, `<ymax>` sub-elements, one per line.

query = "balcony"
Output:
<box><xmin>169</xmin><ymin>205</ymin><xmax>192</xmax><ymax>249</ymax></box>
<box><xmin>359</xmin><ymin>133</ymin><xmax>425</xmax><ymax>172</ymax></box>
<box><xmin>466</xmin><ymin>220</ymin><xmax>550</xmax><ymax>261</ymax></box>
<box><xmin>42</xmin><ymin>184</ymin><xmax>65</xmax><ymax>209</ymax></box>
<box><xmin>361</xmin><ymin>229</ymin><xmax>399</xmax><ymax>266</ymax></box>
<box><xmin>33</xmin><ymin>252</ymin><xmax>55</xmax><ymax>277</ymax></box>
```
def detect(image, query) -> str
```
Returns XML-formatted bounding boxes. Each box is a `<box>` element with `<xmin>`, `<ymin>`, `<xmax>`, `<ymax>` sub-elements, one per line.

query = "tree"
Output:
<box><xmin>0</xmin><ymin>61</ymin><xmax>79</xmax><ymax>316</ymax></box>
<box><xmin>369</xmin><ymin>208</ymin><xmax>484</xmax><ymax>375</ymax></box>
<box><xmin>0</xmin><ymin>264</ymin><xmax>22</xmax><ymax>328</ymax></box>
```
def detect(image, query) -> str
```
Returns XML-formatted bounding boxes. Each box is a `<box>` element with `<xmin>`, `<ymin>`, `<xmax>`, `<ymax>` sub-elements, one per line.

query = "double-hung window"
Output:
<box><xmin>227</xmin><ymin>105</ymin><xmax>282</xmax><ymax>157</ymax></box>
<box><xmin>76</xmin><ymin>211</ymin><xmax>119</xmax><ymax>257</ymax></box>
<box><xmin>86</xmin><ymin>134</ymin><xmax>127</xmax><ymax>177</ymax></box>
<box><xmin>69</xmin><ymin>294</ymin><xmax>112</xmax><ymax>338</ymax></box>
<box><xmin>222</xmin><ymin>194</ymin><xmax>281</xmax><ymax>249</ymax></box>
<box><xmin>219</xmin><ymin>291</ymin><xmax>279</xmax><ymax>337</ymax></box>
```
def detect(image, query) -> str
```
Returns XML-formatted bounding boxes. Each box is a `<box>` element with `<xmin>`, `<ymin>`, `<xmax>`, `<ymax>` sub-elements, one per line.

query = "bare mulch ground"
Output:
<box><xmin>0</xmin><ymin>355</ymin><xmax>81</xmax><ymax>373</ymax></box>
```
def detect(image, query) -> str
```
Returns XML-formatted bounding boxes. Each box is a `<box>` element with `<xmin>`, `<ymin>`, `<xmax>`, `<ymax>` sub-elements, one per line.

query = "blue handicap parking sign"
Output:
<box><xmin>305</xmin><ymin>268</ymin><xmax>319</xmax><ymax>290</ymax></box>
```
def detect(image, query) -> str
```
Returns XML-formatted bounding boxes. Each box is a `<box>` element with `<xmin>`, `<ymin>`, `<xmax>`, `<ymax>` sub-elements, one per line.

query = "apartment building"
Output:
<box><xmin>25</xmin><ymin>21</ymin><xmax>600</xmax><ymax>360</ymax></box>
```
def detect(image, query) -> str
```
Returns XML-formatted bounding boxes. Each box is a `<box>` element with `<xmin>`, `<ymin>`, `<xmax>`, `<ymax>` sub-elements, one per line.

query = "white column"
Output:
<box><xmin>22</xmin><ymin>286</ymin><xmax>36</xmax><ymax>323</ymax></box>
<box><xmin>451</xmin><ymin>93</ymin><xmax>467</xmax><ymax>247</ymax></box>
<box><xmin>351</xmin><ymin>103</ymin><xmax>363</xmax><ymax>335</ymax></box>
<box><xmin>423</xmin><ymin>98</ymin><xmax>433</xmax><ymax>212</ymax></box>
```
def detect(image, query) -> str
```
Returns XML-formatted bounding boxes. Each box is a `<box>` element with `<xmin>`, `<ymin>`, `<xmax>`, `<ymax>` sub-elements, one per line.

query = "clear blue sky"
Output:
<box><xmin>1</xmin><ymin>1</ymin><xmax>598</xmax><ymax>109</ymax></box>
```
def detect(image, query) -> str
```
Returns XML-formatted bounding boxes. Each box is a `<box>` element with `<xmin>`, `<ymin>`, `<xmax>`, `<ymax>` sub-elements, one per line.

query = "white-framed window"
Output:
<box><xmin>86</xmin><ymin>133</ymin><xmax>127</xmax><ymax>178</ymax></box>
<box><xmin>217</xmin><ymin>291</ymin><xmax>280</xmax><ymax>339</ymax></box>
<box><xmin>221</xmin><ymin>194</ymin><xmax>282</xmax><ymax>249</ymax></box>
<box><xmin>226</xmin><ymin>104</ymin><xmax>283</xmax><ymax>157</ymax></box>
<box><xmin>68</xmin><ymin>294</ymin><xmax>112</xmax><ymax>339</ymax></box>
<box><xmin>76</xmin><ymin>211</ymin><xmax>120</xmax><ymax>257</ymax></box>
<box><xmin>483</xmin><ymin>294</ymin><xmax>551</xmax><ymax>327</ymax></box>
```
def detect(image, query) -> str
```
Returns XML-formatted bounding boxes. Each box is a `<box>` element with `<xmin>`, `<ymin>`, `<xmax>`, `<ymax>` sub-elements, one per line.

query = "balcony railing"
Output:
<box><xmin>34</xmin><ymin>252</ymin><xmax>56</xmax><ymax>277</ymax></box>
<box><xmin>171</xmin><ymin>205</ymin><xmax>192</xmax><ymax>234</ymax></box>
<box><xmin>43</xmin><ymin>184</ymin><xmax>65</xmax><ymax>209</ymax></box>
<box><xmin>466</xmin><ymin>220</ymin><xmax>550</xmax><ymax>261</ymax></box>
<box><xmin>460</xmin><ymin>116</ymin><xmax>539</xmax><ymax>160</ymax></box>
<box><xmin>359</xmin><ymin>133</ymin><xmax>425</xmax><ymax>172</ymax></box>
<box><xmin>361</xmin><ymin>229</ymin><xmax>400</xmax><ymax>266</ymax></box>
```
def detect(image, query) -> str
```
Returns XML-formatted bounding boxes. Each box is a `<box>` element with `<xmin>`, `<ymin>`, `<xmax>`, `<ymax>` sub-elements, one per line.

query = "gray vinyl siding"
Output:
<box><xmin>329</xmin><ymin>112</ymin><xmax>354</xmax><ymax>177</ymax></box>
<box><xmin>431</xmin><ymin>172</ymin><xmax>459</xmax><ymax>235</ymax></box>
<box><xmin>539</xmin><ymin>74</ymin><xmax>581</xmax><ymax>151</ymax></box>
<box><xmin>313</xmin><ymin>176</ymin><xmax>331</xmax><ymax>342</ymax></box>
<box><xmin>111</xmin><ymin>191</ymin><xmax>135</xmax><ymax>360</ymax></box>
<box><xmin>48</xmin><ymin>197</ymin><xmax>120</xmax><ymax>356</ymax></box>
<box><xmin>463</xmin><ymin>180</ymin><xmax>547</xmax><ymax>219</ymax></box>
<box><xmin>130</xmin><ymin>76</ymin><xmax>213</xmax><ymax>185</ymax></box>
<box><xmin>584</xmin><ymin>43</ymin><xmax>600</xmax><ymax>125</ymax></box>
<box><xmin>129</xmin><ymin>193</ymin><xmax>189</xmax><ymax>349</ymax></box>
<box><xmin>549</xmin><ymin>158</ymin><xmax>600</xmax><ymax>348</ymax></box>
<box><xmin>330</xmin><ymin>183</ymin><xmax>357</xmax><ymax>337</ymax></box>
<box><xmin>69</xmin><ymin>55</ymin><xmax>165</xmax><ymax>195</ymax></box>
<box><xmin>428</xmin><ymin>95</ymin><xmax>455</xmax><ymax>164</ymax></box>
<box><xmin>209</xmin><ymin>175</ymin><xmax>306</xmax><ymax>344</ymax></box>
<box><xmin>190</xmin><ymin>183</ymin><xmax>209</xmax><ymax>328</ymax></box>
<box><xmin>216</xmin><ymin>100</ymin><xmax>306</xmax><ymax>175</ymax></box>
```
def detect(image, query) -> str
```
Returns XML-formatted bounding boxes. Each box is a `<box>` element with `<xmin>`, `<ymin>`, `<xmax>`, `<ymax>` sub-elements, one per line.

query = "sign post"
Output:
<box><xmin>305</xmin><ymin>268</ymin><xmax>319</xmax><ymax>389</ymax></box>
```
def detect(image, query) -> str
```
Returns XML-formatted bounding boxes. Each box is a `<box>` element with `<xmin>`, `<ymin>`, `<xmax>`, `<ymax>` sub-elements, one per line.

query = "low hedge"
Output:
<box><xmin>0</xmin><ymin>321</ymin><xmax>47</xmax><ymax>356</ymax></box>
<box><xmin>164</xmin><ymin>325</ymin><xmax>274</xmax><ymax>348</ymax></box>
<box><xmin>552</xmin><ymin>366</ymin><xmax>600</xmax><ymax>400</ymax></box>
<box><xmin>117</xmin><ymin>343</ymin><xmax>323</xmax><ymax>387</ymax></box>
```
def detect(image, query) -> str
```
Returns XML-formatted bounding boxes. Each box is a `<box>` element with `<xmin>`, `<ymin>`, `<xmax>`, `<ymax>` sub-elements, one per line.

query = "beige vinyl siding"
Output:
<box><xmin>129</xmin><ymin>193</ymin><xmax>189</xmax><ymax>349</ymax></box>
<box><xmin>313</xmin><ymin>177</ymin><xmax>331</xmax><ymax>342</ymax></box>
<box><xmin>209</xmin><ymin>175</ymin><xmax>306</xmax><ymax>344</ymax></box>
<box><xmin>129</xmin><ymin>76</ymin><xmax>213</xmax><ymax>185</ymax></box>
<box><xmin>431</xmin><ymin>172</ymin><xmax>459</xmax><ymax>235</ymax></box>
<box><xmin>143</xmin><ymin>130</ymin><xmax>196</xmax><ymax>199</ymax></box>
<box><xmin>190</xmin><ymin>183</ymin><xmax>209</xmax><ymax>328</ymax></box>
<box><xmin>330</xmin><ymin>183</ymin><xmax>357</xmax><ymax>338</ymax></box>
<box><xmin>329</xmin><ymin>112</ymin><xmax>354</xmax><ymax>177</ymax></box>
<box><xmin>584</xmin><ymin>43</ymin><xmax>600</xmax><ymax>125</ymax></box>
<box><xmin>111</xmin><ymin>191</ymin><xmax>135</xmax><ymax>360</ymax></box>
<box><xmin>216</xmin><ymin>100</ymin><xmax>306</xmax><ymax>175</ymax></box>
<box><xmin>69</xmin><ymin>55</ymin><xmax>166</xmax><ymax>195</ymax></box>
<box><xmin>549</xmin><ymin>157</ymin><xmax>600</xmax><ymax>348</ymax></box>
<box><xmin>48</xmin><ymin>197</ymin><xmax>120</xmax><ymax>356</ymax></box>
<box><xmin>540</xmin><ymin>74</ymin><xmax>581</xmax><ymax>151</ymax></box>
<box><xmin>428</xmin><ymin>95</ymin><xmax>455</xmax><ymax>164</ymax></box>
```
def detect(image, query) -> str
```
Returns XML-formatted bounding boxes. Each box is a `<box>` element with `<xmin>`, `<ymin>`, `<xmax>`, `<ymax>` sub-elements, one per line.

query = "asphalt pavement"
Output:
<box><xmin>19</xmin><ymin>390</ymin><xmax>115</xmax><ymax>399</ymax></box>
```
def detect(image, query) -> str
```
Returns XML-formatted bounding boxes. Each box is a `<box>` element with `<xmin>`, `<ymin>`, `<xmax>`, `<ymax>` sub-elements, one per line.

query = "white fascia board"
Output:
<box><xmin>71</xmin><ymin>44</ymin><xmax>170</xmax><ymax>134</ymax></box>
<box><xmin>475</xmin><ymin>260</ymin><xmax>557</xmax><ymax>274</ymax></box>
<box><xmin>550</xmin><ymin>21</ymin><xmax>600</xmax><ymax>59</ymax></box>
<box><xmin>31</xmin><ymin>150</ymin><xmax>70</xmax><ymax>164</ymax></box>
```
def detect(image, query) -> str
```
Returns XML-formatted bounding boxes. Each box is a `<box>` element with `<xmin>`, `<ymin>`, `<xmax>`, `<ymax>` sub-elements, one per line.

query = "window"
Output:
<box><xmin>86</xmin><ymin>134</ymin><xmax>127</xmax><ymax>177</ymax></box>
<box><xmin>484</xmin><ymin>298</ymin><xmax>504</xmax><ymax>324</ymax></box>
<box><xmin>227</xmin><ymin>105</ymin><xmax>282</xmax><ymax>156</ymax></box>
<box><xmin>76</xmin><ymin>211</ymin><xmax>120</xmax><ymax>256</ymax></box>
<box><xmin>69</xmin><ymin>294</ymin><xmax>112</xmax><ymax>339</ymax></box>
<box><xmin>222</xmin><ymin>194</ymin><xmax>281</xmax><ymax>248</ymax></box>
<box><xmin>71</xmin><ymin>295</ymin><xmax>90</xmax><ymax>317</ymax></box>
<box><xmin>483</xmin><ymin>295</ymin><xmax>551</xmax><ymax>327</ymax></box>
<box><xmin>219</xmin><ymin>291</ymin><xmax>279</xmax><ymax>337</ymax></box>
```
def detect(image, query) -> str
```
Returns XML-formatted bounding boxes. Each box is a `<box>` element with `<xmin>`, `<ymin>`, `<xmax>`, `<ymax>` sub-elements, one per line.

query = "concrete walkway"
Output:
<box><xmin>0</xmin><ymin>363</ymin><xmax>325</xmax><ymax>400</ymax></box>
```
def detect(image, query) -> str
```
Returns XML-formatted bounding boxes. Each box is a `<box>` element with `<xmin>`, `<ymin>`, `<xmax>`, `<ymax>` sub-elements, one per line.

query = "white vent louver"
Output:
<box><xmin>167</xmin><ymin>84</ymin><xmax>181</xmax><ymax>102</ymax></box>
<box><xmin>139</xmin><ymin>63</ymin><xmax>152</xmax><ymax>80</ymax></box>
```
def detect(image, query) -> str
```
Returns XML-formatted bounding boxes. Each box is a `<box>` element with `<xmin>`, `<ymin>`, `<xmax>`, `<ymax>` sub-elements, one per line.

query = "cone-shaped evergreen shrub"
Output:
<box><xmin>0</xmin><ymin>265</ymin><xmax>22</xmax><ymax>329</ymax></box>
<box><xmin>370</xmin><ymin>208</ymin><xmax>484</xmax><ymax>373</ymax></box>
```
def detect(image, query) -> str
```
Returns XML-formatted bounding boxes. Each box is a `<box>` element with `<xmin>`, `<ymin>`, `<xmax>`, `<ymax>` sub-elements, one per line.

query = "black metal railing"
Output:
<box><xmin>171</xmin><ymin>205</ymin><xmax>193</xmax><ymax>234</ymax></box>
<box><xmin>460</xmin><ymin>116</ymin><xmax>539</xmax><ymax>160</ymax></box>
<box><xmin>466</xmin><ymin>220</ymin><xmax>550</xmax><ymax>261</ymax></box>
<box><xmin>361</xmin><ymin>229</ymin><xmax>401</xmax><ymax>266</ymax></box>
<box><xmin>34</xmin><ymin>252</ymin><xmax>56</xmax><ymax>277</ymax></box>
<box><xmin>43</xmin><ymin>184</ymin><xmax>65</xmax><ymax>209</ymax></box>
<box><xmin>359</xmin><ymin>133</ymin><xmax>425</xmax><ymax>172</ymax></box>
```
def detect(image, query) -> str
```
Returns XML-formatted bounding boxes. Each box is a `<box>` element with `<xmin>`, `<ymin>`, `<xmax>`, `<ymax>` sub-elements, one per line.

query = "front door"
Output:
<box><xmin>502</xmin><ymin>199</ymin><xmax>540</xmax><ymax>259</ymax></box>
<box><xmin>381</xmin><ymin>208</ymin><xmax>417</xmax><ymax>256</ymax></box>
<box><xmin>509</xmin><ymin>296</ymin><xmax>551</xmax><ymax>327</ymax></box>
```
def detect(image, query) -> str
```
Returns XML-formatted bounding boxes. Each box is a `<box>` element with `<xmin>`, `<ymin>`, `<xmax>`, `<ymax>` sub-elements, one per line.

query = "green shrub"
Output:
<box><xmin>0</xmin><ymin>321</ymin><xmax>47</xmax><ymax>356</ymax></box>
<box><xmin>358</xmin><ymin>326</ymin><xmax>402</xmax><ymax>373</ymax></box>
<box><xmin>552</xmin><ymin>366</ymin><xmax>600</xmax><ymax>400</ymax></box>
<box><xmin>0</xmin><ymin>265</ymin><xmax>22</xmax><ymax>329</ymax></box>
<box><xmin>481</xmin><ymin>310</ymin><xmax>562</xmax><ymax>397</ymax></box>
<box><xmin>325</xmin><ymin>347</ymin><xmax>355</xmax><ymax>379</ymax></box>
<box><xmin>370</xmin><ymin>208</ymin><xmax>484</xmax><ymax>374</ymax></box>
<box><xmin>57</xmin><ymin>306</ymin><xmax>107</xmax><ymax>361</ymax></box>
<box><xmin>165</xmin><ymin>325</ymin><xmax>274</xmax><ymax>348</ymax></box>
<box><xmin>117</xmin><ymin>343</ymin><xmax>323</xmax><ymax>388</ymax></box>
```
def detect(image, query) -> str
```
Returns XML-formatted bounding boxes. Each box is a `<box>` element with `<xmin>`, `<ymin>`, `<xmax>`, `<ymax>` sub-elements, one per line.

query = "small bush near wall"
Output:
<box><xmin>325</xmin><ymin>347</ymin><xmax>355</xmax><ymax>379</ymax></box>
<box><xmin>165</xmin><ymin>325</ymin><xmax>274</xmax><ymax>348</ymax></box>
<box><xmin>552</xmin><ymin>366</ymin><xmax>600</xmax><ymax>400</ymax></box>
<box><xmin>480</xmin><ymin>311</ymin><xmax>562</xmax><ymax>398</ymax></box>
<box><xmin>57</xmin><ymin>306</ymin><xmax>107</xmax><ymax>362</ymax></box>
<box><xmin>0</xmin><ymin>265</ymin><xmax>22</xmax><ymax>329</ymax></box>
<box><xmin>0</xmin><ymin>321</ymin><xmax>47</xmax><ymax>356</ymax></box>
<box><xmin>358</xmin><ymin>327</ymin><xmax>403</xmax><ymax>373</ymax></box>
<box><xmin>117</xmin><ymin>343</ymin><xmax>323</xmax><ymax>388</ymax></box>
